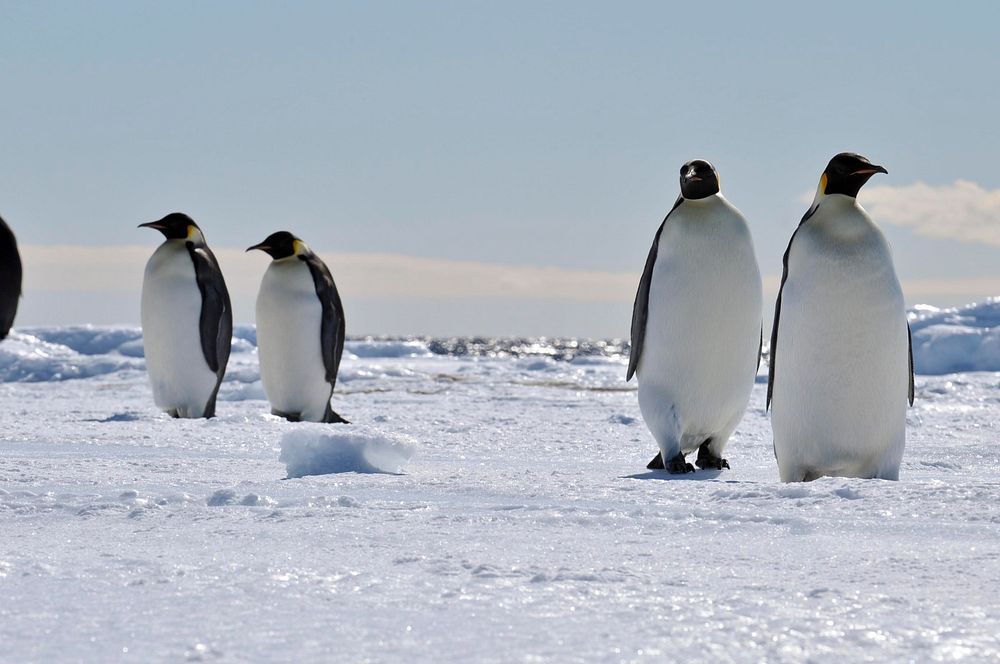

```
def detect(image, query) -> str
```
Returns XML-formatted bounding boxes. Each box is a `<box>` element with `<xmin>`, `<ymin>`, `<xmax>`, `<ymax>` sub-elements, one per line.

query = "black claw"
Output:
<box><xmin>695</xmin><ymin>439</ymin><xmax>729</xmax><ymax>471</ymax></box>
<box><xmin>646</xmin><ymin>452</ymin><xmax>665</xmax><ymax>470</ymax></box>
<box><xmin>667</xmin><ymin>452</ymin><xmax>694</xmax><ymax>474</ymax></box>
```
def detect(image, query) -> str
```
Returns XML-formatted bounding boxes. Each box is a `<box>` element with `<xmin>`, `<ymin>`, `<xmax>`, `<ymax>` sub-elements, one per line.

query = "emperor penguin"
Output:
<box><xmin>0</xmin><ymin>215</ymin><xmax>22</xmax><ymax>341</ymax></box>
<box><xmin>628</xmin><ymin>160</ymin><xmax>763</xmax><ymax>473</ymax></box>
<box><xmin>139</xmin><ymin>213</ymin><xmax>232</xmax><ymax>418</ymax></box>
<box><xmin>247</xmin><ymin>231</ymin><xmax>348</xmax><ymax>424</ymax></box>
<box><xmin>768</xmin><ymin>153</ymin><xmax>914</xmax><ymax>482</ymax></box>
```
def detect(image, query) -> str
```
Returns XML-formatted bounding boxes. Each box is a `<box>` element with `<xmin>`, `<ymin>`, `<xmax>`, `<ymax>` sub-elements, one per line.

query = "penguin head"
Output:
<box><xmin>246</xmin><ymin>231</ymin><xmax>308</xmax><ymax>260</ymax></box>
<box><xmin>679</xmin><ymin>160</ymin><xmax>721</xmax><ymax>200</ymax></box>
<box><xmin>139</xmin><ymin>212</ymin><xmax>202</xmax><ymax>241</ymax></box>
<box><xmin>819</xmin><ymin>153</ymin><xmax>888</xmax><ymax>198</ymax></box>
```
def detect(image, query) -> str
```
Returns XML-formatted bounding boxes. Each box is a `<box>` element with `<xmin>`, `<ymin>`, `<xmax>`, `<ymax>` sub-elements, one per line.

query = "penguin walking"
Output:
<box><xmin>768</xmin><ymin>153</ymin><xmax>913</xmax><ymax>482</ymax></box>
<box><xmin>247</xmin><ymin>232</ymin><xmax>348</xmax><ymax>423</ymax></box>
<box><xmin>139</xmin><ymin>213</ymin><xmax>232</xmax><ymax>418</ymax></box>
<box><xmin>628</xmin><ymin>160</ymin><xmax>763</xmax><ymax>473</ymax></box>
<box><xmin>0</xmin><ymin>215</ymin><xmax>22</xmax><ymax>341</ymax></box>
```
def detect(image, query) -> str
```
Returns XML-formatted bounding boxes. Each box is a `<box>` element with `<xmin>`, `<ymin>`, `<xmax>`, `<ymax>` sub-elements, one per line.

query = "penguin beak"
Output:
<box><xmin>683</xmin><ymin>169</ymin><xmax>702</xmax><ymax>183</ymax></box>
<box><xmin>852</xmin><ymin>164</ymin><xmax>888</xmax><ymax>176</ymax></box>
<box><xmin>138</xmin><ymin>221</ymin><xmax>164</xmax><ymax>230</ymax></box>
<box><xmin>246</xmin><ymin>243</ymin><xmax>269</xmax><ymax>253</ymax></box>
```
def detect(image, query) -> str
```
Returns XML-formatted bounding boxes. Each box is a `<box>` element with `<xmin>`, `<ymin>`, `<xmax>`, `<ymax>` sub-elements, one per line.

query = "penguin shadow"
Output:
<box><xmin>623</xmin><ymin>469</ymin><xmax>724</xmax><ymax>481</ymax></box>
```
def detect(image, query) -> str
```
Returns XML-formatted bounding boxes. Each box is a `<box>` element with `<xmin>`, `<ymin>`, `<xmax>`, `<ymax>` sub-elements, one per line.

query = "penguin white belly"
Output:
<box><xmin>771</xmin><ymin>200</ymin><xmax>908</xmax><ymax>481</ymax></box>
<box><xmin>141</xmin><ymin>242</ymin><xmax>218</xmax><ymax>418</ymax></box>
<box><xmin>255</xmin><ymin>260</ymin><xmax>330</xmax><ymax>422</ymax></box>
<box><xmin>637</xmin><ymin>197</ymin><xmax>763</xmax><ymax>459</ymax></box>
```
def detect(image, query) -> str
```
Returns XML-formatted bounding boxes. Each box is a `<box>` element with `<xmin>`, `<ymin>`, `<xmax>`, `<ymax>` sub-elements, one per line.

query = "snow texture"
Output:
<box><xmin>280</xmin><ymin>425</ymin><xmax>417</xmax><ymax>477</ymax></box>
<box><xmin>1</xmin><ymin>307</ymin><xmax>999</xmax><ymax>663</ymax></box>
<box><xmin>910</xmin><ymin>298</ymin><xmax>1000</xmax><ymax>374</ymax></box>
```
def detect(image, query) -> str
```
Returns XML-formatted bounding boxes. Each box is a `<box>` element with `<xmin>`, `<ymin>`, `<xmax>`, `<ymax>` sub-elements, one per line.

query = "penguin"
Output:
<box><xmin>247</xmin><ymin>231</ymin><xmax>348</xmax><ymax>424</ymax></box>
<box><xmin>139</xmin><ymin>213</ymin><xmax>232</xmax><ymax>418</ymax></box>
<box><xmin>768</xmin><ymin>153</ymin><xmax>914</xmax><ymax>482</ymax></box>
<box><xmin>0</xmin><ymin>215</ymin><xmax>22</xmax><ymax>341</ymax></box>
<box><xmin>628</xmin><ymin>160</ymin><xmax>763</xmax><ymax>473</ymax></box>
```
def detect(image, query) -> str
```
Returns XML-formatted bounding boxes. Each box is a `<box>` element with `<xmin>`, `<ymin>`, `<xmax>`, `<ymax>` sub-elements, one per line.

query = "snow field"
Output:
<box><xmin>0</xmin><ymin>302</ymin><xmax>999</xmax><ymax>662</ymax></box>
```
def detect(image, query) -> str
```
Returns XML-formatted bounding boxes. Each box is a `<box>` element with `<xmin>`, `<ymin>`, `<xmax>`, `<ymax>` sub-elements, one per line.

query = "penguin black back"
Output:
<box><xmin>0</xmin><ymin>215</ymin><xmax>22</xmax><ymax>340</ymax></box>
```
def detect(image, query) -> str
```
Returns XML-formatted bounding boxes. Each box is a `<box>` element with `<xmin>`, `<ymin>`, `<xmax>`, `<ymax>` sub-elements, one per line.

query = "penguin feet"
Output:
<box><xmin>272</xmin><ymin>409</ymin><xmax>302</xmax><ymax>422</ymax></box>
<box><xmin>648</xmin><ymin>451</ymin><xmax>694</xmax><ymax>473</ymax></box>
<box><xmin>695</xmin><ymin>441</ymin><xmax>730</xmax><ymax>470</ymax></box>
<box><xmin>666</xmin><ymin>452</ymin><xmax>695</xmax><ymax>474</ymax></box>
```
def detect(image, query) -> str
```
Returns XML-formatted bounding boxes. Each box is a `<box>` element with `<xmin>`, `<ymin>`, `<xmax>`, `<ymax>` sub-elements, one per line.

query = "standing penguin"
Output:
<box><xmin>0</xmin><ymin>215</ymin><xmax>22</xmax><ymax>341</ymax></box>
<box><xmin>768</xmin><ymin>153</ymin><xmax>913</xmax><ymax>482</ymax></box>
<box><xmin>247</xmin><ymin>231</ymin><xmax>348</xmax><ymax>423</ymax></box>
<box><xmin>628</xmin><ymin>160</ymin><xmax>763</xmax><ymax>473</ymax></box>
<box><xmin>139</xmin><ymin>213</ymin><xmax>232</xmax><ymax>418</ymax></box>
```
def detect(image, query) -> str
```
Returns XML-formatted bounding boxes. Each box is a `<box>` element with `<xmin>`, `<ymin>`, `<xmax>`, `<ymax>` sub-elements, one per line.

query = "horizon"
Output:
<box><xmin>13</xmin><ymin>242</ymin><xmax>999</xmax><ymax>338</ymax></box>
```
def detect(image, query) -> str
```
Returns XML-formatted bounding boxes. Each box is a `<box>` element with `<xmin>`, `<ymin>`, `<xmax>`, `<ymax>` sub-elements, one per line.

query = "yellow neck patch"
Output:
<box><xmin>819</xmin><ymin>173</ymin><xmax>828</xmax><ymax>196</ymax></box>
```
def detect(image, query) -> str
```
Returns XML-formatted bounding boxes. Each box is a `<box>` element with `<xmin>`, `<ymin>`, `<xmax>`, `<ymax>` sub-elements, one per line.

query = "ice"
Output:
<box><xmin>909</xmin><ymin>298</ymin><xmax>1000</xmax><ymax>374</ymax></box>
<box><xmin>280</xmin><ymin>425</ymin><xmax>417</xmax><ymax>477</ymax></box>
<box><xmin>0</xmin><ymin>330</ymin><xmax>143</xmax><ymax>381</ymax></box>
<box><xmin>346</xmin><ymin>338</ymin><xmax>433</xmax><ymax>358</ymax></box>
<box><xmin>0</xmin><ymin>303</ymin><xmax>998</xmax><ymax>662</ymax></box>
<box><xmin>24</xmin><ymin>325</ymin><xmax>144</xmax><ymax>356</ymax></box>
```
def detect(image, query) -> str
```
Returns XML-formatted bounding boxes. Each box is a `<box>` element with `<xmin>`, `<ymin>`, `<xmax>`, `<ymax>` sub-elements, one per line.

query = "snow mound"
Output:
<box><xmin>909</xmin><ymin>298</ymin><xmax>1000</xmax><ymax>374</ymax></box>
<box><xmin>279</xmin><ymin>425</ymin><xmax>417</xmax><ymax>478</ymax></box>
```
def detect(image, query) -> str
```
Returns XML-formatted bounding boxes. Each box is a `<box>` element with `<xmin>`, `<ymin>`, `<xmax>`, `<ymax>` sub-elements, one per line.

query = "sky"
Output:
<box><xmin>2</xmin><ymin>1</ymin><xmax>999</xmax><ymax>336</ymax></box>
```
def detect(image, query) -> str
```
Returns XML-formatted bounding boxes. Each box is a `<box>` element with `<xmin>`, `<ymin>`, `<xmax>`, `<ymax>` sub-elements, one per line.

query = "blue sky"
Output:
<box><xmin>2</xmin><ymin>1</ymin><xmax>999</xmax><ymax>335</ymax></box>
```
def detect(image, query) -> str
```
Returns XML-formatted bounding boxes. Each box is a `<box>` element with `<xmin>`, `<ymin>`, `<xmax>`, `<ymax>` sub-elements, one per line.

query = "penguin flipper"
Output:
<box><xmin>302</xmin><ymin>255</ymin><xmax>346</xmax><ymax>388</ymax></box>
<box><xmin>907</xmin><ymin>322</ymin><xmax>915</xmax><ymax>406</ymax></box>
<box><xmin>768</xmin><ymin>205</ymin><xmax>820</xmax><ymax>410</ymax></box>
<box><xmin>186</xmin><ymin>243</ymin><xmax>233</xmax><ymax>377</ymax></box>
<box><xmin>627</xmin><ymin>197</ymin><xmax>683</xmax><ymax>382</ymax></box>
<box><xmin>757</xmin><ymin>325</ymin><xmax>763</xmax><ymax>372</ymax></box>
<box><xmin>202</xmin><ymin>391</ymin><xmax>218</xmax><ymax>419</ymax></box>
<box><xmin>0</xmin><ymin>216</ymin><xmax>22</xmax><ymax>340</ymax></box>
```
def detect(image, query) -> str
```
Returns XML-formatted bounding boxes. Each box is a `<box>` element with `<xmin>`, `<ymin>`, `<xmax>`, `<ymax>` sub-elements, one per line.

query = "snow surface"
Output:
<box><xmin>280</xmin><ymin>426</ymin><xmax>417</xmax><ymax>478</ymax></box>
<box><xmin>910</xmin><ymin>298</ymin><xmax>1000</xmax><ymax>374</ymax></box>
<box><xmin>1</xmin><ymin>310</ymin><xmax>999</xmax><ymax>663</ymax></box>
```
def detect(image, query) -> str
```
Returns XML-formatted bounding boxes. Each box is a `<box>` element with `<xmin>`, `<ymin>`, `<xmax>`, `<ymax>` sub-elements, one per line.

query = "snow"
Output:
<box><xmin>1</xmin><ymin>308</ymin><xmax>999</xmax><ymax>662</ymax></box>
<box><xmin>280</xmin><ymin>425</ymin><xmax>417</xmax><ymax>477</ymax></box>
<box><xmin>910</xmin><ymin>298</ymin><xmax>1000</xmax><ymax>374</ymax></box>
<box><xmin>347</xmin><ymin>338</ymin><xmax>433</xmax><ymax>358</ymax></box>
